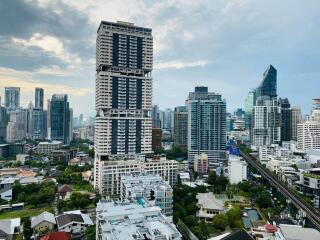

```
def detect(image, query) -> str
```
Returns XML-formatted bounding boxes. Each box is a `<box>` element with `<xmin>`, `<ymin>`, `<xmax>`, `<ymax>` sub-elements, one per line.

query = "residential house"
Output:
<box><xmin>58</xmin><ymin>185</ymin><xmax>73</xmax><ymax>200</ymax></box>
<box><xmin>0</xmin><ymin>218</ymin><xmax>20</xmax><ymax>240</ymax></box>
<box><xmin>196</xmin><ymin>193</ymin><xmax>225</xmax><ymax>222</ymax></box>
<box><xmin>56</xmin><ymin>212</ymin><xmax>93</xmax><ymax>235</ymax></box>
<box><xmin>31</xmin><ymin>211</ymin><xmax>56</xmax><ymax>233</ymax></box>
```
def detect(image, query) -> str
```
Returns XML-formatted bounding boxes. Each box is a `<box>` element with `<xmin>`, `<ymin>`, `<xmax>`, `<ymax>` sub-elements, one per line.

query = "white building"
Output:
<box><xmin>121</xmin><ymin>174</ymin><xmax>173</xmax><ymax>216</ymax></box>
<box><xmin>227</xmin><ymin>155</ymin><xmax>247</xmax><ymax>184</ymax></box>
<box><xmin>297</xmin><ymin>121</ymin><xmax>320</xmax><ymax>150</ymax></box>
<box><xmin>94</xmin><ymin>21</ymin><xmax>153</xmax><ymax>194</ymax></box>
<box><xmin>96</xmin><ymin>157</ymin><xmax>178</xmax><ymax>195</ymax></box>
<box><xmin>96</xmin><ymin>199</ymin><xmax>181</xmax><ymax>240</ymax></box>
<box><xmin>56</xmin><ymin>211</ymin><xmax>93</xmax><ymax>235</ymax></box>
<box><xmin>275</xmin><ymin>224</ymin><xmax>320</xmax><ymax>240</ymax></box>
<box><xmin>36</xmin><ymin>141</ymin><xmax>63</xmax><ymax>154</ymax></box>
<box><xmin>252</xmin><ymin>98</ymin><xmax>281</xmax><ymax>149</ymax></box>
<box><xmin>196</xmin><ymin>193</ymin><xmax>225</xmax><ymax>222</ymax></box>
<box><xmin>291</xmin><ymin>107</ymin><xmax>302</xmax><ymax>141</ymax></box>
<box><xmin>6</xmin><ymin>109</ymin><xmax>28</xmax><ymax>143</ymax></box>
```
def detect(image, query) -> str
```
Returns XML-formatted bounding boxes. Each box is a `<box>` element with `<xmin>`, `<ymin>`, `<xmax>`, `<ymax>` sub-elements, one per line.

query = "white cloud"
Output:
<box><xmin>154</xmin><ymin>60</ymin><xmax>208</xmax><ymax>70</ymax></box>
<box><xmin>12</xmin><ymin>33</ymin><xmax>81</xmax><ymax>64</ymax></box>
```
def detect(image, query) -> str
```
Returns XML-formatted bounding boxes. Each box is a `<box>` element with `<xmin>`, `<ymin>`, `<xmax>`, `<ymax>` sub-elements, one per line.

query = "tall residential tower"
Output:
<box><xmin>187</xmin><ymin>86</ymin><xmax>227</xmax><ymax>169</ymax></box>
<box><xmin>94</xmin><ymin>21</ymin><xmax>154</xmax><ymax>193</ymax></box>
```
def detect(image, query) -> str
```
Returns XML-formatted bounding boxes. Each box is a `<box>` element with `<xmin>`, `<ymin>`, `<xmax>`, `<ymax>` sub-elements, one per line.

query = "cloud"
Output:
<box><xmin>12</xmin><ymin>33</ymin><xmax>81</xmax><ymax>64</ymax></box>
<box><xmin>0</xmin><ymin>67</ymin><xmax>92</xmax><ymax>98</ymax></box>
<box><xmin>154</xmin><ymin>60</ymin><xmax>209</xmax><ymax>70</ymax></box>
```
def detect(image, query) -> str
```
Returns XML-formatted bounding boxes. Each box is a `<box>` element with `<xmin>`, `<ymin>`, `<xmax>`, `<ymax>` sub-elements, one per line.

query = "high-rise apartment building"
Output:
<box><xmin>187</xmin><ymin>86</ymin><xmax>226</xmax><ymax>169</ymax></box>
<box><xmin>279</xmin><ymin>98</ymin><xmax>292</xmax><ymax>142</ymax></box>
<box><xmin>244</xmin><ymin>89</ymin><xmax>256</xmax><ymax>131</ymax></box>
<box><xmin>297</xmin><ymin>121</ymin><xmax>320</xmax><ymax>150</ymax></box>
<box><xmin>49</xmin><ymin>94</ymin><xmax>71</xmax><ymax>144</ymax></box>
<box><xmin>5</xmin><ymin>87</ymin><xmax>20</xmax><ymax>110</ymax></box>
<box><xmin>174</xmin><ymin>106</ymin><xmax>188</xmax><ymax>146</ymax></box>
<box><xmin>291</xmin><ymin>106</ymin><xmax>302</xmax><ymax>141</ymax></box>
<box><xmin>162</xmin><ymin>108</ymin><xmax>174</xmax><ymax>130</ymax></box>
<box><xmin>252</xmin><ymin>65</ymin><xmax>281</xmax><ymax>148</ymax></box>
<box><xmin>94</xmin><ymin>21</ymin><xmax>154</xmax><ymax>194</ymax></box>
<box><xmin>35</xmin><ymin>88</ymin><xmax>44</xmax><ymax>109</ymax></box>
<box><xmin>152</xmin><ymin>104</ymin><xmax>162</xmax><ymax>128</ymax></box>
<box><xmin>6</xmin><ymin>109</ymin><xmax>28</xmax><ymax>142</ymax></box>
<box><xmin>252</xmin><ymin>98</ymin><xmax>281</xmax><ymax>148</ymax></box>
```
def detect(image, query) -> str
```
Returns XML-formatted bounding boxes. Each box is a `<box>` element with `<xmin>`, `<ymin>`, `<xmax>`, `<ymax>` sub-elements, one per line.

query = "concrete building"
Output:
<box><xmin>94</xmin><ymin>21</ymin><xmax>154</xmax><ymax>194</ymax></box>
<box><xmin>121</xmin><ymin>174</ymin><xmax>173</xmax><ymax>216</ymax></box>
<box><xmin>0</xmin><ymin>99</ymin><xmax>9</xmax><ymax>142</ymax></box>
<box><xmin>194</xmin><ymin>153</ymin><xmax>209</xmax><ymax>175</ymax></box>
<box><xmin>312</xmin><ymin>99</ymin><xmax>320</xmax><ymax>123</ymax></box>
<box><xmin>291</xmin><ymin>106</ymin><xmax>302</xmax><ymax>141</ymax></box>
<box><xmin>96</xmin><ymin>199</ymin><xmax>181</xmax><ymax>240</ymax></box>
<box><xmin>196</xmin><ymin>193</ymin><xmax>224</xmax><ymax>222</ymax></box>
<box><xmin>5</xmin><ymin>87</ymin><xmax>20</xmax><ymax>110</ymax></box>
<box><xmin>174</xmin><ymin>106</ymin><xmax>188</xmax><ymax>146</ymax></box>
<box><xmin>275</xmin><ymin>224</ymin><xmax>320</xmax><ymax>240</ymax></box>
<box><xmin>97</xmin><ymin>157</ymin><xmax>177</xmax><ymax>195</ymax></box>
<box><xmin>37</xmin><ymin>141</ymin><xmax>63</xmax><ymax>154</ymax></box>
<box><xmin>187</xmin><ymin>86</ymin><xmax>227</xmax><ymax>170</ymax></box>
<box><xmin>6</xmin><ymin>109</ymin><xmax>28</xmax><ymax>143</ymax></box>
<box><xmin>297</xmin><ymin>121</ymin><xmax>320</xmax><ymax>150</ymax></box>
<box><xmin>227</xmin><ymin>155</ymin><xmax>248</xmax><ymax>184</ymax></box>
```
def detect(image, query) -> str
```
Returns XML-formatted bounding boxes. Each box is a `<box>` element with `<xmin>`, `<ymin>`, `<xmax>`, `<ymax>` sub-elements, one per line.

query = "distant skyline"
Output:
<box><xmin>1</xmin><ymin>0</ymin><xmax>320</xmax><ymax>116</ymax></box>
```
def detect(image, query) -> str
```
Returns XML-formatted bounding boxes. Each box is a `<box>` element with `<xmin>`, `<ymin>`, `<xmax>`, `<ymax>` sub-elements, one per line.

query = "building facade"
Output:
<box><xmin>291</xmin><ymin>106</ymin><xmax>302</xmax><ymax>141</ymax></box>
<box><xmin>35</xmin><ymin>87</ymin><xmax>44</xmax><ymax>110</ymax></box>
<box><xmin>5</xmin><ymin>87</ymin><xmax>20</xmax><ymax>110</ymax></box>
<box><xmin>94</xmin><ymin>21</ymin><xmax>153</xmax><ymax>193</ymax></box>
<box><xmin>187</xmin><ymin>86</ymin><xmax>227</xmax><ymax>170</ymax></box>
<box><xmin>49</xmin><ymin>94</ymin><xmax>71</xmax><ymax>145</ymax></box>
<box><xmin>297</xmin><ymin>121</ymin><xmax>320</xmax><ymax>150</ymax></box>
<box><xmin>174</xmin><ymin>106</ymin><xmax>188</xmax><ymax>146</ymax></box>
<box><xmin>279</xmin><ymin>98</ymin><xmax>292</xmax><ymax>142</ymax></box>
<box><xmin>121</xmin><ymin>174</ymin><xmax>173</xmax><ymax>216</ymax></box>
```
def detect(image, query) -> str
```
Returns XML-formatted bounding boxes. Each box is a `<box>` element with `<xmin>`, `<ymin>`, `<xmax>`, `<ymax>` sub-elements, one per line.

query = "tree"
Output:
<box><xmin>22</xmin><ymin>217</ymin><xmax>32</xmax><ymax>240</ymax></box>
<box><xmin>226</xmin><ymin>207</ymin><xmax>243</xmax><ymax>228</ymax></box>
<box><xmin>184</xmin><ymin>215</ymin><xmax>197</xmax><ymax>228</ymax></box>
<box><xmin>256</xmin><ymin>191</ymin><xmax>272</xmax><ymax>209</ymax></box>
<box><xmin>85</xmin><ymin>225</ymin><xmax>96</xmax><ymax>240</ymax></box>
<box><xmin>212</xmin><ymin>214</ymin><xmax>228</xmax><ymax>231</ymax></box>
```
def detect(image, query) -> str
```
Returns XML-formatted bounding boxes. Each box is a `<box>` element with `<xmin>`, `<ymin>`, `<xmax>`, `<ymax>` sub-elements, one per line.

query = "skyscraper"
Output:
<box><xmin>49</xmin><ymin>94</ymin><xmax>71</xmax><ymax>144</ymax></box>
<box><xmin>244</xmin><ymin>89</ymin><xmax>256</xmax><ymax>130</ymax></box>
<box><xmin>256</xmin><ymin>65</ymin><xmax>277</xmax><ymax>99</ymax></box>
<box><xmin>94</xmin><ymin>21</ymin><xmax>153</xmax><ymax>193</ymax></box>
<box><xmin>35</xmin><ymin>87</ymin><xmax>44</xmax><ymax>109</ymax></box>
<box><xmin>5</xmin><ymin>87</ymin><xmax>20</xmax><ymax>110</ymax></box>
<box><xmin>279</xmin><ymin>98</ymin><xmax>292</xmax><ymax>142</ymax></box>
<box><xmin>162</xmin><ymin>108</ymin><xmax>174</xmax><ymax>130</ymax></box>
<box><xmin>252</xmin><ymin>65</ymin><xmax>281</xmax><ymax>148</ymax></box>
<box><xmin>291</xmin><ymin>106</ymin><xmax>302</xmax><ymax>141</ymax></box>
<box><xmin>187</xmin><ymin>86</ymin><xmax>226</xmax><ymax>169</ymax></box>
<box><xmin>152</xmin><ymin>104</ymin><xmax>162</xmax><ymax>128</ymax></box>
<box><xmin>174</xmin><ymin>106</ymin><xmax>188</xmax><ymax>146</ymax></box>
<box><xmin>311</xmin><ymin>99</ymin><xmax>320</xmax><ymax>123</ymax></box>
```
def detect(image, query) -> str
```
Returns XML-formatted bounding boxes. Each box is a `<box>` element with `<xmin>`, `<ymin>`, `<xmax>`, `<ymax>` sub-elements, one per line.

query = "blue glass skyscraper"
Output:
<box><xmin>256</xmin><ymin>65</ymin><xmax>277</xmax><ymax>99</ymax></box>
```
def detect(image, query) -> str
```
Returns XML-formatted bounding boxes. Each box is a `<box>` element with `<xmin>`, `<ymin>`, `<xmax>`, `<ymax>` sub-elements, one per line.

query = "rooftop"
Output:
<box><xmin>96</xmin><ymin>200</ymin><xmax>181</xmax><ymax>240</ymax></box>
<box><xmin>279</xmin><ymin>224</ymin><xmax>320</xmax><ymax>240</ymax></box>
<box><xmin>196</xmin><ymin>193</ymin><xmax>224</xmax><ymax>210</ymax></box>
<box><xmin>31</xmin><ymin>211</ymin><xmax>56</xmax><ymax>229</ymax></box>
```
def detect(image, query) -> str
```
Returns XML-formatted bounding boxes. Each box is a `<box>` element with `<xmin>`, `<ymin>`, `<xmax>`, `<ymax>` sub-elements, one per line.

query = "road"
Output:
<box><xmin>240</xmin><ymin>150</ymin><xmax>320</xmax><ymax>229</ymax></box>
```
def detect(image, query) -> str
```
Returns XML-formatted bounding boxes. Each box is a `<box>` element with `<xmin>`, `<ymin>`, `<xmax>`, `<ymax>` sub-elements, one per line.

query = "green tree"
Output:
<box><xmin>85</xmin><ymin>225</ymin><xmax>96</xmax><ymax>240</ymax></box>
<box><xmin>212</xmin><ymin>214</ymin><xmax>228</xmax><ymax>231</ymax></box>
<box><xmin>226</xmin><ymin>207</ymin><xmax>243</xmax><ymax>228</ymax></box>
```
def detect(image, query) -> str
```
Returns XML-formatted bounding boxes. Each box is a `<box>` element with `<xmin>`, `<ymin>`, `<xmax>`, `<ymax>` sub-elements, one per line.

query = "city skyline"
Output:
<box><xmin>1</xmin><ymin>0</ymin><xmax>320</xmax><ymax>116</ymax></box>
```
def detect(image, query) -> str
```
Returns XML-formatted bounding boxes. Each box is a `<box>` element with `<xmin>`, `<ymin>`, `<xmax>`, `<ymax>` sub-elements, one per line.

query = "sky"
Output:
<box><xmin>0</xmin><ymin>0</ymin><xmax>320</xmax><ymax>117</ymax></box>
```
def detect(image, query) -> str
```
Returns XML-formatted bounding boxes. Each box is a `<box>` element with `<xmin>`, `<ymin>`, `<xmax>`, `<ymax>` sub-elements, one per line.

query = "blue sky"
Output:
<box><xmin>0</xmin><ymin>0</ymin><xmax>319</xmax><ymax>116</ymax></box>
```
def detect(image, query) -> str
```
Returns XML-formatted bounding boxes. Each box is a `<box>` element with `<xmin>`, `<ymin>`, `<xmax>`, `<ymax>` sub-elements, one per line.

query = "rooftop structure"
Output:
<box><xmin>96</xmin><ymin>199</ymin><xmax>181</xmax><ymax>240</ymax></box>
<box><xmin>121</xmin><ymin>174</ymin><xmax>173</xmax><ymax>216</ymax></box>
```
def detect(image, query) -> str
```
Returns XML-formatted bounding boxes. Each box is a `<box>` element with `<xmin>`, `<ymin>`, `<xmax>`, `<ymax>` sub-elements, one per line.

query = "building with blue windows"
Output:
<box><xmin>49</xmin><ymin>94</ymin><xmax>71</xmax><ymax>145</ymax></box>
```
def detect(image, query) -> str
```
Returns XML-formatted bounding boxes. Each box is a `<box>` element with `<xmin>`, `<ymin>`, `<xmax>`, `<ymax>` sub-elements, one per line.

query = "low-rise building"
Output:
<box><xmin>196</xmin><ymin>192</ymin><xmax>224</xmax><ymax>222</ymax></box>
<box><xmin>31</xmin><ymin>211</ymin><xmax>56</xmax><ymax>232</ymax></box>
<box><xmin>56</xmin><ymin>211</ymin><xmax>93</xmax><ymax>236</ymax></box>
<box><xmin>0</xmin><ymin>218</ymin><xmax>20</xmax><ymax>240</ymax></box>
<box><xmin>121</xmin><ymin>174</ymin><xmax>173</xmax><ymax>216</ymax></box>
<box><xmin>58</xmin><ymin>184</ymin><xmax>73</xmax><ymax>200</ymax></box>
<box><xmin>96</xmin><ymin>199</ymin><xmax>181</xmax><ymax>240</ymax></box>
<box><xmin>300</xmin><ymin>170</ymin><xmax>320</xmax><ymax>208</ymax></box>
<box><xmin>37</xmin><ymin>141</ymin><xmax>63</xmax><ymax>155</ymax></box>
<box><xmin>275</xmin><ymin>224</ymin><xmax>320</xmax><ymax>240</ymax></box>
<box><xmin>227</xmin><ymin>155</ymin><xmax>247</xmax><ymax>184</ymax></box>
<box><xmin>40</xmin><ymin>232</ymin><xmax>71</xmax><ymax>240</ymax></box>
